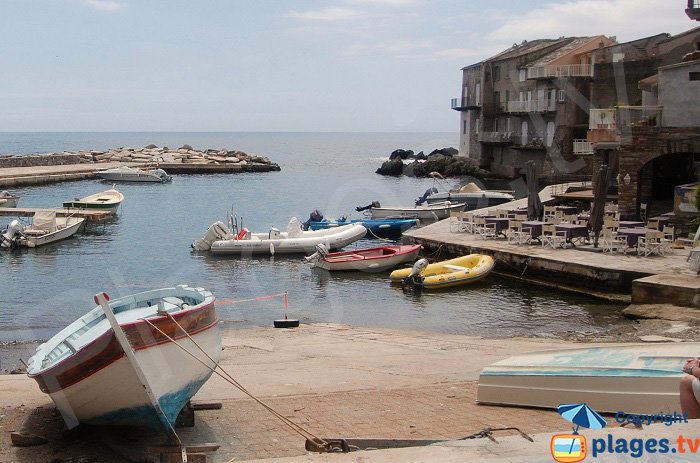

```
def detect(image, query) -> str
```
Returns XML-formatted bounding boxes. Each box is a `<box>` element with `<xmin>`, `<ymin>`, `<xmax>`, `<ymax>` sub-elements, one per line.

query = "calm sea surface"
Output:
<box><xmin>0</xmin><ymin>132</ymin><xmax>629</xmax><ymax>342</ymax></box>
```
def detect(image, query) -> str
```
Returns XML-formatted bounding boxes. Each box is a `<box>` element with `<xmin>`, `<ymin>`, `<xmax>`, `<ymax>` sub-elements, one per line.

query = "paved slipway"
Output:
<box><xmin>1</xmin><ymin>324</ymin><xmax>698</xmax><ymax>463</ymax></box>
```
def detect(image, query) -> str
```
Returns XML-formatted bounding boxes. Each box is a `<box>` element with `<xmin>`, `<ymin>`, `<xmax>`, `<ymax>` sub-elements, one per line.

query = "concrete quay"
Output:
<box><xmin>4</xmin><ymin>324</ymin><xmax>694</xmax><ymax>463</ymax></box>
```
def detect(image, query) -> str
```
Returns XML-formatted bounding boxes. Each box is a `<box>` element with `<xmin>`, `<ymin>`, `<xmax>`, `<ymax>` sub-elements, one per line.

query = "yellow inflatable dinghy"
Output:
<box><xmin>390</xmin><ymin>254</ymin><xmax>495</xmax><ymax>289</ymax></box>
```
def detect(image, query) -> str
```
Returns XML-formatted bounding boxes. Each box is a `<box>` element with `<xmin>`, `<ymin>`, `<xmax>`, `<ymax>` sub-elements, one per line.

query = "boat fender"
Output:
<box><xmin>235</xmin><ymin>227</ymin><xmax>249</xmax><ymax>240</ymax></box>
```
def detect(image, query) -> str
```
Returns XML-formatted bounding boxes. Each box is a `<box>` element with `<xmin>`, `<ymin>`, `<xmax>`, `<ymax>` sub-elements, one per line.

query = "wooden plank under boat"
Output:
<box><xmin>26</xmin><ymin>285</ymin><xmax>221</xmax><ymax>430</ymax></box>
<box><xmin>310</xmin><ymin>244</ymin><xmax>421</xmax><ymax>272</ymax></box>
<box><xmin>477</xmin><ymin>343</ymin><xmax>700</xmax><ymax>414</ymax></box>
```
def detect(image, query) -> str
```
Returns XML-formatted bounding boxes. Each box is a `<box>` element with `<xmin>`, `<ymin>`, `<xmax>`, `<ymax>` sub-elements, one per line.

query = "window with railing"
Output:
<box><xmin>573</xmin><ymin>139</ymin><xmax>594</xmax><ymax>155</ymax></box>
<box><xmin>507</xmin><ymin>99</ymin><xmax>556</xmax><ymax>113</ymax></box>
<box><xmin>526</xmin><ymin>64</ymin><xmax>593</xmax><ymax>79</ymax></box>
<box><xmin>617</xmin><ymin>106</ymin><xmax>663</xmax><ymax>128</ymax></box>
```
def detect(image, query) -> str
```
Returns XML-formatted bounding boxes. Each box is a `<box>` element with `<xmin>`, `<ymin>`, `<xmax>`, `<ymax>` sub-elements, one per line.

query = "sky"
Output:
<box><xmin>0</xmin><ymin>0</ymin><xmax>696</xmax><ymax>132</ymax></box>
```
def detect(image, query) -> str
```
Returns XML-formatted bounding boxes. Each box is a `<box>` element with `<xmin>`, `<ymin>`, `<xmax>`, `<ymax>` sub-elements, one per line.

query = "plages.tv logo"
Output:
<box><xmin>551</xmin><ymin>403</ymin><xmax>607</xmax><ymax>463</ymax></box>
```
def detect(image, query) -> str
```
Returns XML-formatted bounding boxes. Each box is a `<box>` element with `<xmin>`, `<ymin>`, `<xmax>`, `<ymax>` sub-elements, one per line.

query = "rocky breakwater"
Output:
<box><xmin>375</xmin><ymin>147</ymin><xmax>489</xmax><ymax>178</ymax></box>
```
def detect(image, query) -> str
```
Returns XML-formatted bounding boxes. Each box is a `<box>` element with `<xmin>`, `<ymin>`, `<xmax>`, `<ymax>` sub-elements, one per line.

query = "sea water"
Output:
<box><xmin>0</xmin><ymin>132</ymin><xmax>628</xmax><ymax>342</ymax></box>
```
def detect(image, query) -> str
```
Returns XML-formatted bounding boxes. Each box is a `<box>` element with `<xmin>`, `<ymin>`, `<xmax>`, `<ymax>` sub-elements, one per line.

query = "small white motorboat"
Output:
<box><xmin>63</xmin><ymin>186</ymin><xmax>124</xmax><ymax>215</ymax></box>
<box><xmin>26</xmin><ymin>285</ymin><xmax>221</xmax><ymax>430</ymax></box>
<box><xmin>477</xmin><ymin>342</ymin><xmax>700</xmax><ymax>414</ymax></box>
<box><xmin>96</xmin><ymin>165</ymin><xmax>172</xmax><ymax>183</ymax></box>
<box><xmin>305</xmin><ymin>244</ymin><xmax>422</xmax><ymax>272</ymax></box>
<box><xmin>421</xmin><ymin>182</ymin><xmax>515</xmax><ymax>210</ymax></box>
<box><xmin>356</xmin><ymin>201</ymin><xmax>466</xmax><ymax>221</ymax></box>
<box><xmin>0</xmin><ymin>190</ymin><xmax>19</xmax><ymax>208</ymax></box>
<box><xmin>193</xmin><ymin>217</ymin><xmax>367</xmax><ymax>255</ymax></box>
<box><xmin>1</xmin><ymin>211</ymin><xmax>85</xmax><ymax>248</ymax></box>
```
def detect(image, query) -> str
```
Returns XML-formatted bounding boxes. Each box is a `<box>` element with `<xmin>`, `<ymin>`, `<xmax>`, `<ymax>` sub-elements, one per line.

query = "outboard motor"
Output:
<box><xmin>355</xmin><ymin>201</ymin><xmax>380</xmax><ymax>212</ymax></box>
<box><xmin>191</xmin><ymin>221</ymin><xmax>230</xmax><ymax>251</ymax></box>
<box><xmin>155</xmin><ymin>169</ymin><xmax>172</xmax><ymax>182</ymax></box>
<box><xmin>403</xmin><ymin>258</ymin><xmax>429</xmax><ymax>287</ymax></box>
<box><xmin>304</xmin><ymin>243</ymin><xmax>329</xmax><ymax>263</ymax></box>
<box><xmin>302</xmin><ymin>209</ymin><xmax>324</xmax><ymax>230</ymax></box>
<box><xmin>415</xmin><ymin>187</ymin><xmax>438</xmax><ymax>206</ymax></box>
<box><xmin>1</xmin><ymin>220</ymin><xmax>25</xmax><ymax>249</ymax></box>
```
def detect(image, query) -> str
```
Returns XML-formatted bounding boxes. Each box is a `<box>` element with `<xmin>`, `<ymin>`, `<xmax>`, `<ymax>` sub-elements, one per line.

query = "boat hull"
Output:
<box><xmin>0</xmin><ymin>195</ymin><xmax>19</xmax><ymax>208</ymax></box>
<box><xmin>313</xmin><ymin>244</ymin><xmax>421</xmax><ymax>272</ymax></box>
<box><xmin>368</xmin><ymin>202</ymin><xmax>465</xmax><ymax>220</ymax></box>
<box><xmin>477</xmin><ymin>343</ymin><xmax>699</xmax><ymax>414</ymax></box>
<box><xmin>26</xmin><ymin>217</ymin><xmax>85</xmax><ymax>248</ymax></box>
<box><xmin>210</xmin><ymin>223</ymin><xmax>367</xmax><ymax>255</ymax></box>
<box><xmin>390</xmin><ymin>254</ymin><xmax>495</xmax><ymax>289</ymax></box>
<box><xmin>309</xmin><ymin>219</ymin><xmax>417</xmax><ymax>239</ymax></box>
<box><xmin>63</xmin><ymin>188</ymin><xmax>124</xmax><ymax>215</ymax></box>
<box><xmin>27</xmin><ymin>286</ymin><xmax>221</xmax><ymax>429</ymax></box>
<box><xmin>425</xmin><ymin>192</ymin><xmax>514</xmax><ymax>210</ymax></box>
<box><xmin>97</xmin><ymin>166</ymin><xmax>171</xmax><ymax>183</ymax></box>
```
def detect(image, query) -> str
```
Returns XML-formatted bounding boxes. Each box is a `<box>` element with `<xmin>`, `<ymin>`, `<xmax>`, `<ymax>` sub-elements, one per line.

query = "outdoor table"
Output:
<box><xmin>616</xmin><ymin>227</ymin><xmax>649</xmax><ymax>247</ymax></box>
<box><xmin>556</xmin><ymin>206</ymin><xmax>578</xmax><ymax>215</ymax></box>
<box><xmin>577</xmin><ymin>213</ymin><xmax>590</xmax><ymax>221</ymax></box>
<box><xmin>485</xmin><ymin>217</ymin><xmax>510</xmax><ymax>236</ymax></box>
<box><xmin>619</xmin><ymin>220</ymin><xmax>645</xmax><ymax>228</ymax></box>
<box><xmin>521</xmin><ymin>220</ymin><xmax>547</xmax><ymax>239</ymax></box>
<box><xmin>555</xmin><ymin>224</ymin><xmax>589</xmax><ymax>245</ymax></box>
<box><xmin>648</xmin><ymin>216</ymin><xmax>670</xmax><ymax>229</ymax></box>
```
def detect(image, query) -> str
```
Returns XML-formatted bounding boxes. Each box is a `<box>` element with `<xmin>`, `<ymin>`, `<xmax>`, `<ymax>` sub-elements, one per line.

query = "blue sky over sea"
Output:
<box><xmin>0</xmin><ymin>0</ymin><xmax>695</xmax><ymax>132</ymax></box>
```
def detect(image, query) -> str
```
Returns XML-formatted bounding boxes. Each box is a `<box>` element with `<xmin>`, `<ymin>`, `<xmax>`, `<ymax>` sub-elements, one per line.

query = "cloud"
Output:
<box><xmin>486</xmin><ymin>0</ymin><xmax>694</xmax><ymax>43</ymax></box>
<box><xmin>81</xmin><ymin>0</ymin><xmax>127</xmax><ymax>12</ymax></box>
<box><xmin>345</xmin><ymin>39</ymin><xmax>434</xmax><ymax>56</ymax></box>
<box><xmin>348</xmin><ymin>0</ymin><xmax>423</xmax><ymax>5</ymax></box>
<box><xmin>287</xmin><ymin>7</ymin><xmax>365</xmax><ymax>21</ymax></box>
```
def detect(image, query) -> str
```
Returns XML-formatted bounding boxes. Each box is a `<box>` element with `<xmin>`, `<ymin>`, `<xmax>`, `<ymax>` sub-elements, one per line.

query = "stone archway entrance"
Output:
<box><xmin>638</xmin><ymin>152</ymin><xmax>697</xmax><ymax>215</ymax></box>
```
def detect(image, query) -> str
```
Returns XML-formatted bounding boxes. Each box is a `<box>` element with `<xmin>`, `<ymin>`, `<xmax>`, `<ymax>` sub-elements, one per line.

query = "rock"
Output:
<box><xmin>145</xmin><ymin>144</ymin><xmax>158</xmax><ymax>149</ymax></box>
<box><xmin>10</xmin><ymin>431</ymin><xmax>48</xmax><ymax>447</ymax></box>
<box><xmin>389</xmin><ymin>149</ymin><xmax>414</xmax><ymax>160</ymax></box>
<box><xmin>375</xmin><ymin>158</ymin><xmax>404</xmax><ymax>176</ymax></box>
<box><xmin>402</xmin><ymin>162</ymin><xmax>416</xmax><ymax>177</ymax></box>
<box><xmin>161</xmin><ymin>153</ymin><xmax>176</xmax><ymax>163</ymax></box>
<box><xmin>639</xmin><ymin>335</ymin><xmax>681</xmax><ymax>343</ymax></box>
<box><xmin>428</xmin><ymin>147</ymin><xmax>458</xmax><ymax>157</ymax></box>
<box><xmin>623</xmin><ymin>304</ymin><xmax>700</xmax><ymax>324</ymax></box>
<box><xmin>179</xmin><ymin>144</ymin><xmax>193</xmax><ymax>151</ymax></box>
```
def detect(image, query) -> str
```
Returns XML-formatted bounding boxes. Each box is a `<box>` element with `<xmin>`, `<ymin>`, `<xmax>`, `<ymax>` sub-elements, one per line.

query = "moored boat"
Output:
<box><xmin>307</xmin><ymin>218</ymin><xmax>417</xmax><ymax>239</ymax></box>
<box><xmin>390</xmin><ymin>254</ymin><xmax>495</xmax><ymax>289</ymax></box>
<box><xmin>356</xmin><ymin>201</ymin><xmax>466</xmax><ymax>221</ymax></box>
<box><xmin>0</xmin><ymin>190</ymin><xmax>19</xmax><ymax>208</ymax></box>
<box><xmin>421</xmin><ymin>182</ymin><xmax>516</xmax><ymax>210</ymax></box>
<box><xmin>192</xmin><ymin>217</ymin><xmax>367</xmax><ymax>255</ymax></box>
<box><xmin>26</xmin><ymin>285</ymin><xmax>221</xmax><ymax>430</ymax></box>
<box><xmin>96</xmin><ymin>165</ymin><xmax>172</xmax><ymax>183</ymax></box>
<box><xmin>476</xmin><ymin>343</ymin><xmax>699</xmax><ymax>414</ymax></box>
<box><xmin>306</xmin><ymin>244</ymin><xmax>422</xmax><ymax>272</ymax></box>
<box><xmin>63</xmin><ymin>186</ymin><xmax>124</xmax><ymax>215</ymax></box>
<box><xmin>0</xmin><ymin>211</ymin><xmax>85</xmax><ymax>248</ymax></box>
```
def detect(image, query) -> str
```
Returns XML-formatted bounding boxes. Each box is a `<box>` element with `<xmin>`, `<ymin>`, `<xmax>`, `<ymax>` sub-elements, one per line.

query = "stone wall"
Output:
<box><xmin>0</xmin><ymin>154</ymin><xmax>83</xmax><ymax>168</ymax></box>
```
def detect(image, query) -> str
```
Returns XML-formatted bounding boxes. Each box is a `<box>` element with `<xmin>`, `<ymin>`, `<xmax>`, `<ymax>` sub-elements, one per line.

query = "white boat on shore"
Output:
<box><xmin>96</xmin><ymin>165</ymin><xmax>172</xmax><ymax>183</ymax></box>
<box><xmin>193</xmin><ymin>217</ymin><xmax>367</xmax><ymax>255</ymax></box>
<box><xmin>26</xmin><ymin>285</ymin><xmax>221</xmax><ymax>430</ymax></box>
<box><xmin>0</xmin><ymin>190</ymin><xmax>19</xmax><ymax>208</ymax></box>
<box><xmin>0</xmin><ymin>211</ymin><xmax>85</xmax><ymax>248</ymax></box>
<box><xmin>63</xmin><ymin>186</ymin><xmax>124</xmax><ymax>215</ymax></box>
<box><xmin>357</xmin><ymin>201</ymin><xmax>465</xmax><ymax>221</ymax></box>
<box><xmin>477</xmin><ymin>343</ymin><xmax>699</xmax><ymax>414</ymax></box>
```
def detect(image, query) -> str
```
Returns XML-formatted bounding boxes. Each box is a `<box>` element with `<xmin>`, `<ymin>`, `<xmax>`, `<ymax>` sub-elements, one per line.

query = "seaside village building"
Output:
<box><xmin>453</xmin><ymin>25</ymin><xmax>700</xmax><ymax>223</ymax></box>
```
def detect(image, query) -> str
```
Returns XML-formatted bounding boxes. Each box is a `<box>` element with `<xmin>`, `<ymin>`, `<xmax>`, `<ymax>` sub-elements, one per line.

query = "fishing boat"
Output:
<box><xmin>356</xmin><ymin>200</ymin><xmax>466</xmax><ymax>221</ymax></box>
<box><xmin>192</xmin><ymin>217</ymin><xmax>367</xmax><ymax>255</ymax></box>
<box><xmin>305</xmin><ymin>244</ymin><xmax>422</xmax><ymax>272</ymax></box>
<box><xmin>0</xmin><ymin>211</ymin><xmax>85</xmax><ymax>248</ymax></box>
<box><xmin>476</xmin><ymin>343</ymin><xmax>700</xmax><ymax>414</ymax></box>
<box><xmin>0</xmin><ymin>190</ymin><xmax>19</xmax><ymax>208</ymax></box>
<box><xmin>389</xmin><ymin>254</ymin><xmax>494</xmax><ymax>289</ymax></box>
<box><xmin>96</xmin><ymin>165</ymin><xmax>172</xmax><ymax>183</ymax></box>
<box><xmin>421</xmin><ymin>182</ymin><xmax>515</xmax><ymax>210</ymax></box>
<box><xmin>305</xmin><ymin>215</ymin><xmax>417</xmax><ymax>239</ymax></box>
<box><xmin>63</xmin><ymin>186</ymin><xmax>124</xmax><ymax>215</ymax></box>
<box><xmin>26</xmin><ymin>285</ymin><xmax>221</xmax><ymax>430</ymax></box>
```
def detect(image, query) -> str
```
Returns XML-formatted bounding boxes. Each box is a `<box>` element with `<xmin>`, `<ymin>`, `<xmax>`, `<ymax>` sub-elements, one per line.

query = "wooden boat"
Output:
<box><xmin>0</xmin><ymin>190</ymin><xmax>19</xmax><ymax>208</ymax></box>
<box><xmin>26</xmin><ymin>285</ymin><xmax>221</xmax><ymax>430</ymax></box>
<box><xmin>389</xmin><ymin>254</ymin><xmax>494</xmax><ymax>289</ymax></box>
<box><xmin>192</xmin><ymin>217</ymin><xmax>367</xmax><ymax>255</ymax></box>
<box><xmin>0</xmin><ymin>212</ymin><xmax>85</xmax><ymax>248</ymax></box>
<box><xmin>307</xmin><ymin>244</ymin><xmax>422</xmax><ymax>272</ymax></box>
<box><xmin>359</xmin><ymin>201</ymin><xmax>465</xmax><ymax>221</ymax></box>
<box><xmin>96</xmin><ymin>165</ymin><xmax>172</xmax><ymax>183</ymax></box>
<box><xmin>307</xmin><ymin>218</ymin><xmax>417</xmax><ymax>239</ymax></box>
<box><xmin>63</xmin><ymin>186</ymin><xmax>124</xmax><ymax>215</ymax></box>
<box><xmin>476</xmin><ymin>343</ymin><xmax>700</xmax><ymax>414</ymax></box>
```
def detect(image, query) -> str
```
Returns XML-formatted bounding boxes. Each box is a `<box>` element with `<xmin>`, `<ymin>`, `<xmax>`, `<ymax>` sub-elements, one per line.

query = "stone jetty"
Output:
<box><xmin>0</xmin><ymin>144</ymin><xmax>280</xmax><ymax>171</ymax></box>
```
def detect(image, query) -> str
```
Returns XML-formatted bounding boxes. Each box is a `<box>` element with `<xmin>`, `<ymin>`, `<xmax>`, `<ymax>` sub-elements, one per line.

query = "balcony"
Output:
<box><xmin>687</xmin><ymin>0</ymin><xmax>700</xmax><ymax>20</ymax></box>
<box><xmin>478</xmin><ymin>132</ymin><xmax>517</xmax><ymax>144</ymax></box>
<box><xmin>573</xmin><ymin>139</ymin><xmax>594</xmax><ymax>155</ymax></box>
<box><xmin>588</xmin><ymin>109</ymin><xmax>617</xmax><ymax>130</ymax></box>
<box><xmin>451</xmin><ymin>96</ymin><xmax>480</xmax><ymax>111</ymax></box>
<box><xmin>616</xmin><ymin>105</ymin><xmax>663</xmax><ymax>128</ymax></box>
<box><xmin>527</xmin><ymin>64</ymin><xmax>594</xmax><ymax>79</ymax></box>
<box><xmin>507</xmin><ymin>99</ymin><xmax>556</xmax><ymax>113</ymax></box>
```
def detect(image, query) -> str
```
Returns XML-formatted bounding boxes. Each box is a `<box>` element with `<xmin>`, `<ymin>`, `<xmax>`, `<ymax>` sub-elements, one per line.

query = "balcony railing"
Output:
<box><xmin>478</xmin><ymin>132</ymin><xmax>518</xmax><ymax>144</ymax></box>
<box><xmin>451</xmin><ymin>96</ymin><xmax>480</xmax><ymax>110</ymax></box>
<box><xmin>589</xmin><ymin>109</ymin><xmax>618</xmax><ymax>130</ymax></box>
<box><xmin>687</xmin><ymin>0</ymin><xmax>700</xmax><ymax>20</ymax></box>
<box><xmin>507</xmin><ymin>99</ymin><xmax>556</xmax><ymax>113</ymax></box>
<box><xmin>573</xmin><ymin>139</ymin><xmax>594</xmax><ymax>155</ymax></box>
<box><xmin>527</xmin><ymin>64</ymin><xmax>594</xmax><ymax>79</ymax></box>
<box><xmin>616</xmin><ymin>106</ymin><xmax>663</xmax><ymax>128</ymax></box>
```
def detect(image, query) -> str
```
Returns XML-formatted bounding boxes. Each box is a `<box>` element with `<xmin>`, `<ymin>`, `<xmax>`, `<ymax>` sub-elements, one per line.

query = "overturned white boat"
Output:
<box><xmin>0</xmin><ymin>190</ymin><xmax>19</xmax><ymax>208</ymax></box>
<box><xmin>193</xmin><ymin>217</ymin><xmax>367</xmax><ymax>255</ymax></box>
<box><xmin>96</xmin><ymin>165</ymin><xmax>172</xmax><ymax>183</ymax></box>
<box><xmin>1</xmin><ymin>211</ymin><xmax>85</xmax><ymax>248</ymax></box>
<box><xmin>477</xmin><ymin>342</ymin><xmax>699</xmax><ymax>414</ymax></box>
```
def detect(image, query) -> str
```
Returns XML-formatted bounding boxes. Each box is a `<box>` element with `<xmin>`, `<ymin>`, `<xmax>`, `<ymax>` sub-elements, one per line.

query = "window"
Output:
<box><xmin>558</xmin><ymin>89</ymin><xmax>566</xmax><ymax>102</ymax></box>
<box><xmin>690</xmin><ymin>72</ymin><xmax>700</xmax><ymax>81</ymax></box>
<box><xmin>493</xmin><ymin>91</ymin><xmax>500</xmax><ymax>110</ymax></box>
<box><xmin>475</xmin><ymin>83</ymin><xmax>481</xmax><ymax>104</ymax></box>
<box><xmin>493</xmin><ymin>65</ymin><xmax>501</xmax><ymax>82</ymax></box>
<box><xmin>475</xmin><ymin>119</ymin><xmax>480</xmax><ymax>134</ymax></box>
<box><xmin>521</xmin><ymin>121</ymin><xmax>528</xmax><ymax>145</ymax></box>
<box><xmin>505</xmin><ymin>90</ymin><xmax>510</xmax><ymax>104</ymax></box>
<box><xmin>519</xmin><ymin>69</ymin><xmax>527</xmax><ymax>82</ymax></box>
<box><xmin>463</xmin><ymin>119</ymin><xmax>467</xmax><ymax>135</ymax></box>
<box><xmin>506</xmin><ymin>117</ymin><xmax>511</xmax><ymax>133</ymax></box>
<box><xmin>613</xmin><ymin>52</ymin><xmax>625</xmax><ymax>63</ymax></box>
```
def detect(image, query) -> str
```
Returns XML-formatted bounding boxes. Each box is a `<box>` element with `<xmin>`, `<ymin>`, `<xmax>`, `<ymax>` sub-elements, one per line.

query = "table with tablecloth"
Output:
<box><xmin>555</xmin><ymin>224</ymin><xmax>589</xmax><ymax>244</ymax></box>
<box><xmin>648</xmin><ymin>216</ymin><xmax>670</xmax><ymax>229</ymax></box>
<box><xmin>485</xmin><ymin>217</ymin><xmax>511</xmax><ymax>236</ymax></box>
<box><xmin>521</xmin><ymin>220</ymin><xmax>547</xmax><ymax>239</ymax></box>
<box><xmin>619</xmin><ymin>220</ymin><xmax>645</xmax><ymax>228</ymax></box>
<box><xmin>616</xmin><ymin>227</ymin><xmax>650</xmax><ymax>247</ymax></box>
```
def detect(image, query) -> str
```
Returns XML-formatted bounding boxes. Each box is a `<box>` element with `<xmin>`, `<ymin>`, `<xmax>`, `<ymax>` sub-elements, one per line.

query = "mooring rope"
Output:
<box><xmin>141</xmin><ymin>314</ymin><xmax>327</xmax><ymax>447</ymax></box>
<box><xmin>214</xmin><ymin>292</ymin><xmax>287</xmax><ymax>305</ymax></box>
